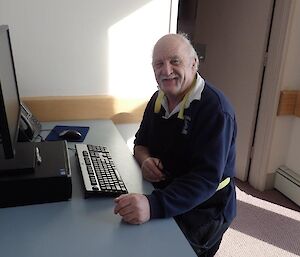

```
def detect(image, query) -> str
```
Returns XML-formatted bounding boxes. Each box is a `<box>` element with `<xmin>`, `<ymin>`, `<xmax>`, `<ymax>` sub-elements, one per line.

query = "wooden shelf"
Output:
<box><xmin>277</xmin><ymin>90</ymin><xmax>300</xmax><ymax>117</ymax></box>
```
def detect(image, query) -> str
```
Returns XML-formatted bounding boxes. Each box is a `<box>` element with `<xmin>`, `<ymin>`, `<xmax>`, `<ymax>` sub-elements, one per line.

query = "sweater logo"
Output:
<box><xmin>182</xmin><ymin>115</ymin><xmax>191</xmax><ymax>135</ymax></box>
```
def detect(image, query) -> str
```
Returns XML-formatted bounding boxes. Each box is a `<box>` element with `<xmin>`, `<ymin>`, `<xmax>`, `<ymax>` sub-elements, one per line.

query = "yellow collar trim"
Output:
<box><xmin>154</xmin><ymin>90</ymin><xmax>165</xmax><ymax>114</ymax></box>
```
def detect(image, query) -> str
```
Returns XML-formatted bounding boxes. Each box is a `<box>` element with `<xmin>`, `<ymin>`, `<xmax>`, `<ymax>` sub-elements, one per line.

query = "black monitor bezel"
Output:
<box><xmin>0</xmin><ymin>25</ymin><xmax>21</xmax><ymax>159</ymax></box>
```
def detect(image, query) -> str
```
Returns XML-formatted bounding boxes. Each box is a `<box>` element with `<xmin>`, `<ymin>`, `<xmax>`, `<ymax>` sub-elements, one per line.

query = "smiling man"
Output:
<box><xmin>114</xmin><ymin>34</ymin><xmax>237</xmax><ymax>257</ymax></box>
<box><xmin>151</xmin><ymin>34</ymin><xmax>198</xmax><ymax>110</ymax></box>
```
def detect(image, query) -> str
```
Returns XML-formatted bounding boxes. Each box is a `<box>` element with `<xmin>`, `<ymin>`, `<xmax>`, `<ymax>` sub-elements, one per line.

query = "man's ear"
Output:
<box><xmin>192</xmin><ymin>57</ymin><xmax>198</xmax><ymax>71</ymax></box>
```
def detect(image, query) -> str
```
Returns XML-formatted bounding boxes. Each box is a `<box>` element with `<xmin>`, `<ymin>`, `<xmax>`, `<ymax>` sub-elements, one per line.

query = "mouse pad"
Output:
<box><xmin>45</xmin><ymin>125</ymin><xmax>89</xmax><ymax>142</ymax></box>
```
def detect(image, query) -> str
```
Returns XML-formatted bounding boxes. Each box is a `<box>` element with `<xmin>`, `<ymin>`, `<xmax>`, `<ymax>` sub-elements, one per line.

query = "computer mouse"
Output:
<box><xmin>59</xmin><ymin>129</ymin><xmax>82</xmax><ymax>140</ymax></box>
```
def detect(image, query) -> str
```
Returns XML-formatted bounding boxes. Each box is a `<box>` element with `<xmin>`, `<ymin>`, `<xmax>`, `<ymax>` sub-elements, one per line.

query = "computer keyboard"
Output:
<box><xmin>75</xmin><ymin>144</ymin><xmax>128</xmax><ymax>197</ymax></box>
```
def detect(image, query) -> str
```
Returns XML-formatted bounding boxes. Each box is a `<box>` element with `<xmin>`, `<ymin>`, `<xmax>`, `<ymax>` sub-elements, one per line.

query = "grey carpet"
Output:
<box><xmin>216</xmin><ymin>179</ymin><xmax>300</xmax><ymax>257</ymax></box>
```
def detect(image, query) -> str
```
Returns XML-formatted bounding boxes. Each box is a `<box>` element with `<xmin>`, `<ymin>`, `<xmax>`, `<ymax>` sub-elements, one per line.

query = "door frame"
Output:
<box><xmin>249</xmin><ymin>0</ymin><xmax>293</xmax><ymax>191</ymax></box>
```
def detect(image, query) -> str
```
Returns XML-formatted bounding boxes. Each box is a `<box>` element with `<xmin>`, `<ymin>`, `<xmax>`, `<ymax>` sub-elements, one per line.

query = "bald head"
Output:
<box><xmin>151</xmin><ymin>34</ymin><xmax>199</xmax><ymax>100</ymax></box>
<box><xmin>152</xmin><ymin>34</ymin><xmax>199</xmax><ymax>70</ymax></box>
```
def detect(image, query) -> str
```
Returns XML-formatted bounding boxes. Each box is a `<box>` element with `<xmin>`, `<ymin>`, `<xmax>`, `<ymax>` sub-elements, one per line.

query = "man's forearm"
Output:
<box><xmin>133</xmin><ymin>145</ymin><xmax>151</xmax><ymax>166</ymax></box>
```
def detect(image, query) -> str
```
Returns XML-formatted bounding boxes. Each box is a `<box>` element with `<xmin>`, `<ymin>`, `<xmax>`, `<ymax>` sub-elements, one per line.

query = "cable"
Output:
<box><xmin>36</xmin><ymin>134</ymin><xmax>45</xmax><ymax>142</ymax></box>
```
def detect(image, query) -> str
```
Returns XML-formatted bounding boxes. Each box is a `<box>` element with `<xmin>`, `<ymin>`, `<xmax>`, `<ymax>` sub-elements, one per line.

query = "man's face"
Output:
<box><xmin>152</xmin><ymin>36</ymin><xmax>196</xmax><ymax>97</ymax></box>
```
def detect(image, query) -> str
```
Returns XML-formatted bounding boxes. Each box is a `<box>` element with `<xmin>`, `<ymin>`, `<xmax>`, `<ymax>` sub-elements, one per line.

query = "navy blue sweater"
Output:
<box><xmin>134</xmin><ymin>82</ymin><xmax>237</xmax><ymax>223</ymax></box>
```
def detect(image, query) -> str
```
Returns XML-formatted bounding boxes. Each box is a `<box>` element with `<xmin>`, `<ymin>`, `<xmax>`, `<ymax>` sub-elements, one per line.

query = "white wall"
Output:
<box><xmin>0</xmin><ymin>0</ymin><xmax>177</xmax><ymax>98</ymax></box>
<box><xmin>268</xmin><ymin>0</ymin><xmax>300</xmax><ymax>176</ymax></box>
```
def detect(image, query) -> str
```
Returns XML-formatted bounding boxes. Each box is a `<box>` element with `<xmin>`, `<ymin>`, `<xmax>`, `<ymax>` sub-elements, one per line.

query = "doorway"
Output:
<box><xmin>177</xmin><ymin>0</ymin><xmax>275</xmax><ymax>181</ymax></box>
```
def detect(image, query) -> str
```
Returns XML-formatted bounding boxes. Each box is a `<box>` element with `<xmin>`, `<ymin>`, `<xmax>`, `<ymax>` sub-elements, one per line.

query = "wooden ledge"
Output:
<box><xmin>21</xmin><ymin>95</ymin><xmax>148</xmax><ymax>124</ymax></box>
<box><xmin>277</xmin><ymin>90</ymin><xmax>300</xmax><ymax>117</ymax></box>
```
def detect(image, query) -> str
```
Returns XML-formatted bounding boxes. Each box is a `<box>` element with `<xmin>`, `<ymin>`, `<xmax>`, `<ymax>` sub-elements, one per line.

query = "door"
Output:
<box><xmin>193</xmin><ymin>0</ymin><xmax>274</xmax><ymax>180</ymax></box>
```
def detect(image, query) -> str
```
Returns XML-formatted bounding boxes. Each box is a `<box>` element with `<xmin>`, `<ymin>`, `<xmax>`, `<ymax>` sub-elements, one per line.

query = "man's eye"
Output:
<box><xmin>154</xmin><ymin>62</ymin><xmax>163</xmax><ymax>68</ymax></box>
<box><xmin>171</xmin><ymin>59</ymin><xmax>180</xmax><ymax>65</ymax></box>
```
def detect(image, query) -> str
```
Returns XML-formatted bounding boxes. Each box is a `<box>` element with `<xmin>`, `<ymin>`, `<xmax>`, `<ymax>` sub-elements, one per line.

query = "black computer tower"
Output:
<box><xmin>0</xmin><ymin>141</ymin><xmax>72</xmax><ymax>207</ymax></box>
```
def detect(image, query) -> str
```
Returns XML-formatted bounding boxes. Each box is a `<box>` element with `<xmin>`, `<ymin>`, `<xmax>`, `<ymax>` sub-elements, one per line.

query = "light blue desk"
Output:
<box><xmin>0</xmin><ymin>120</ymin><xmax>196</xmax><ymax>257</ymax></box>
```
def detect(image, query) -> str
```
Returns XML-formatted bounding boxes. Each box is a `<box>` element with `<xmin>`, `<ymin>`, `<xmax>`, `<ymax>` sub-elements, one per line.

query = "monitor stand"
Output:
<box><xmin>0</xmin><ymin>142</ymin><xmax>36</xmax><ymax>176</ymax></box>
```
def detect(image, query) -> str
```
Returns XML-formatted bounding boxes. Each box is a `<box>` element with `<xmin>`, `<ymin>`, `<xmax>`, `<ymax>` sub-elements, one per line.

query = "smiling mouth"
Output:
<box><xmin>161</xmin><ymin>77</ymin><xmax>177</xmax><ymax>83</ymax></box>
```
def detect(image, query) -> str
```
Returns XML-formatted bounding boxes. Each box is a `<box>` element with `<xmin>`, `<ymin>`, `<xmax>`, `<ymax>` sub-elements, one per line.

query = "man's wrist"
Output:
<box><xmin>141</xmin><ymin>157</ymin><xmax>151</xmax><ymax>170</ymax></box>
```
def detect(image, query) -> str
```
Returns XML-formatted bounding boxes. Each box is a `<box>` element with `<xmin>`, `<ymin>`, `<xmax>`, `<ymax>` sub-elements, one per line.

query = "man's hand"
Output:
<box><xmin>114</xmin><ymin>193</ymin><xmax>150</xmax><ymax>225</ymax></box>
<box><xmin>134</xmin><ymin>145</ymin><xmax>165</xmax><ymax>182</ymax></box>
<box><xmin>141</xmin><ymin>157</ymin><xmax>165</xmax><ymax>182</ymax></box>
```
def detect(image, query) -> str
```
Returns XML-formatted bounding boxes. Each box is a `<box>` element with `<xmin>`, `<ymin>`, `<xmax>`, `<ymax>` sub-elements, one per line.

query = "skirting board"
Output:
<box><xmin>274</xmin><ymin>166</ymin><xmax>300</xmax><ymax>206</ymax></box>
<box><xmin>21</xmin><ymin>95</ymin><xmax>148</xmax><ymax>124</ymax></box>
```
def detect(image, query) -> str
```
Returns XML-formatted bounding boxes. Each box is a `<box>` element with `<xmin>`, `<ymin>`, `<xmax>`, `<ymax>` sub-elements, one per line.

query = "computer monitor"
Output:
<box><xmin>0</xmin><ymin>25</ymin><xmax>36</xmax><ymax>176</ymax></box>
<box><xmin>0</xmin><ymin>25</ymin><xmax>21</xmax><ymax>159</ymax></box>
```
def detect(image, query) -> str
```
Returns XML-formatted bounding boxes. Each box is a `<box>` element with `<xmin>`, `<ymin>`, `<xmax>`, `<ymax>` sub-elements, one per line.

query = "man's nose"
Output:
<box><xmin>161</xmin><ymin>62</ymin><xmax>173</xmax><ymax>76</ymax></box>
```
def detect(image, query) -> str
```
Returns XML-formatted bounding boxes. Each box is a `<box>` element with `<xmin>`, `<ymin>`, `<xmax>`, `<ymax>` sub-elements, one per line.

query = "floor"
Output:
<box><xmin>217</xmin><ymin>179</ymin><xmax>300</xmax><ymax>257</ymax></box>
